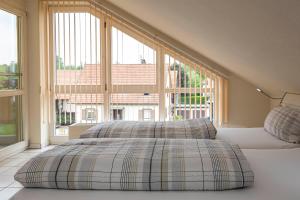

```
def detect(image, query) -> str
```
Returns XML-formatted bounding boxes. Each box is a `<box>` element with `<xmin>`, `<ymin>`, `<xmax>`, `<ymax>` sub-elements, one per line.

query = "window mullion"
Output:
<box><xmin>158</xmin><ymin>47</ymin><xmax>165</xmax><ymax>121</ymax></box>
<box><xmin>103</xmin><ymin>18</ymin><xmax>111</xmax><ymax>121</ymax></box>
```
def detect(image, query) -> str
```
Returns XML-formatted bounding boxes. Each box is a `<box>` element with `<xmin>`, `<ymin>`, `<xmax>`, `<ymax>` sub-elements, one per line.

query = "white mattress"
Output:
<box><xmin>216</xmin><ymin>127</ymin><xmax>300</xmax><ymax>149</ymax></box>
<box><xmin>10</xmin><ymin>148</ymin><xmax>300</xmax><ymax>200</ymax></box>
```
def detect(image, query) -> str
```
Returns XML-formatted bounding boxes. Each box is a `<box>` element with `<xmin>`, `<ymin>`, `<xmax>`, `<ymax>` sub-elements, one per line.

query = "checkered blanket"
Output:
<box><xmin>15</xmin><ymin>138</ymin><xmax>253</xmax><ymax>191</ymax></box>
<box><xmin>80</xmin><ymin>119</ymin><xmax>217</xmax><ymax>139</ymax></box>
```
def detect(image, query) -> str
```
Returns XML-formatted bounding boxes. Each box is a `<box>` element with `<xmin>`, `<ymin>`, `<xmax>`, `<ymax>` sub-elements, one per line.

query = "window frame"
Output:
<box><xmin>48</xmin><ymin>6</ymin><xmax>106</xmax><ymax>142</ymax></box>
<box><xmin>110</xmin><ymin>21</ymin><xmax>160</xmax><ymax>94</ymax></box>
<box><xmin>46</xmin><ymin>4</ymin><xmax>227</xmax><ymax>144</ymax></box>
<box><xmin>0</xmin><ymin>3</ymin><xmax>28</xmax><ymax>148</ymax></box>
<box><xmin>141</xmin><ymin>108</ymin><xmax>154</xmax><ymax>121</ymax></box>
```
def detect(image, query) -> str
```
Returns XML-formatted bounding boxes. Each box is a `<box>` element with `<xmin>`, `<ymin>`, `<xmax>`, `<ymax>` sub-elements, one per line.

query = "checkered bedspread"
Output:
<box><xmin>80</xmin><ymin>119</ymin><xmax>217</xmax><ymax>139</ymax></box>
<box><xmin>15</xmin><ymin>138</ymin><xmax>254</xmax><ymax>191</ymax></box>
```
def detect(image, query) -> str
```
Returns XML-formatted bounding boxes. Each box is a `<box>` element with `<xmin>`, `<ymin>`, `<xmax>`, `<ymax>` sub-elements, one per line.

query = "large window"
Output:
<box><xmin>110</xmin><ymin>26</ymin><xmax>158</xmax><ymax>122</ymax></box>
<box><xmin>53</xmin><ymin>12</ymin><xmax>103</xmax><ymax>135</ymax></box>
<box><xmin>48</xmin><ymin>1</ymin><xmax>228</xmax><ymax>137</ymax></box>
<box><xmin>0</xmin><ymin>9</ymin><xmax>24</xmax><ymax>147</ymax></box>
<box><xmin>164</xmin><ymin>54</ymin><xmax>215</xmax><ymax>121</ymax></box>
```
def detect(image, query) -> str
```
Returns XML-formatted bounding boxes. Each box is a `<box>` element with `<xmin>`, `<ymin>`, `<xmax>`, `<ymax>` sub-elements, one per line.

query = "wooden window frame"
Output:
<box><xmin>0</xmin><ymin>3</ymin><xmax>28</xmax><ymax>150</ymax></box>
<box><xmin>46</xmin><ymin>3</ymin><xmax>227</xmax><ymax>143</ymax></box>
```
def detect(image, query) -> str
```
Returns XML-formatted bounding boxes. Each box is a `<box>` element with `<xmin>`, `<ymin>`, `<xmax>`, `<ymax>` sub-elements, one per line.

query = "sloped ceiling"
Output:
<box><xmin>106</xmin><ymin>0</ymin><xmax>300</xmax><ymax>96</ymax></box>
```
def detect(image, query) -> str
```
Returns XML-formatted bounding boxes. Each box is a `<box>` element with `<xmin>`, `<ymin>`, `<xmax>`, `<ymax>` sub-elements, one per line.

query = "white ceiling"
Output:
<box><xmin>106</xmin><ymin>0</ymin><xmax>300</xmax><ymax>96</ymax></box>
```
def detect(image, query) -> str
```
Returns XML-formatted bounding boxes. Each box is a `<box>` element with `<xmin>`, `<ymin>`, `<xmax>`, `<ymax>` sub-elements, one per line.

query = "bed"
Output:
<box><xmin>216</xmin><ymin>127</ymin><xmax>300</xmax><ymax>149</ymax></box>
<box><xmin>11</xmin><ymin>93</ymin><xmax>300</xmax><ymax>199</ymax></box>
<box><xmin>14</xmin><ymin>138</ymin><xmax>254</xmax><ymax>191</ymax></box>
<box><xmin>11</xmin><ymin>148</ymin><xmax>300</xmax><ymax>200</ymax></box>
<box><xmin>217</xmin><ymin>92</ymin><xmax>300</xmax><ymax>149</ymax></box>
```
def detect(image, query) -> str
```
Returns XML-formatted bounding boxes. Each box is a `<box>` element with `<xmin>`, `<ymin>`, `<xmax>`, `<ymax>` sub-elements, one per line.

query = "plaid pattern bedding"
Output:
<box><xmin>15</xmin><ymin>138</ymin><xmax>254</xmax><ymax>191</ymax></box>
<box><xmin>80</xmin><ymin>118</ymin><xmax>217</xmax><ymax>139</ymax></box>
<box><xmin>264</xmin><ymin>106</ymin><xmax>300</xmax><ymax>143</ymax></box>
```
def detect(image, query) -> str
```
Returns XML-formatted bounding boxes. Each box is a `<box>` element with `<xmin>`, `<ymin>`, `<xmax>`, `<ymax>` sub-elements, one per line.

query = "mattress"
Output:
<box><xmin>14</xmin><ymin>138</ymin><xmax>253</xmax><ymax>191</ymax></box>
<box><xmin>11</xmin><ymin>148</ymin><xmax>300</xmax><ymax>200</ymax></box>
<box><xmin>216</xmin><ymin>127</ymin><xmax>300</xmax><ymax>149</ymax></box>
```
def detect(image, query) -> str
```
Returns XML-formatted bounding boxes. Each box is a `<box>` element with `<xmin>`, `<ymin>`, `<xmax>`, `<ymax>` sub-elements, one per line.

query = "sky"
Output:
<box><xmin>0</xmin><ymin>11</ymin><xmax>156</xmax><ymax>67</ymax></box>
<box><xmin>0</xmin><ymin>9</ymin><xmax>18</xmax><ymax>65</ymax></box>
<box><xmin>0</xmin><ymin>10</ymin><xmax>156</xmax><ymax>67</ymax></box>
<box><xmin>55</xmin><ymin>12</ymin><xmax>156</xmax><ymax>66</ymax></box>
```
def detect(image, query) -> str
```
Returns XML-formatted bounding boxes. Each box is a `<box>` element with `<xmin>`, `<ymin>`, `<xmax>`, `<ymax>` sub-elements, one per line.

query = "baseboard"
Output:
<box><xmin>29</xmin><ymin>143</ymin><xmax>42</xmax><ymax>149</ymax></box>
<box><xmin>0</xmin><ymin>141</ymin><xmax>28</xmax><ymax>162</ymax></box>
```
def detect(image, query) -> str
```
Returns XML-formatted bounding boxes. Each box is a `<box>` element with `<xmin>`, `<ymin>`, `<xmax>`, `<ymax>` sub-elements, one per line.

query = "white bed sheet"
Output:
<box><xmin>216</xmin><ymin>127</ymin><xmax>300</xmax><ymax>149</ymax></box>
<box><xmin>10</xmin><ymin>148</ymin><xmax>300</xmax><ymax>200</ymax></box>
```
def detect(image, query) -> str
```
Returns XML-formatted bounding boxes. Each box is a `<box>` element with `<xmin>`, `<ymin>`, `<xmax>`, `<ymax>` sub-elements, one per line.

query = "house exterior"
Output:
<box><xmin>55</xmin><ymin>63</ymin><xmax>212</xmax><ymax>126</ymax></box>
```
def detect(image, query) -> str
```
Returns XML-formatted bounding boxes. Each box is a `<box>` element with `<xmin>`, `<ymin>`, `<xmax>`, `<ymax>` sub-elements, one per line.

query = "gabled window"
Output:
<box><xmin>43</xmin><ymin>0</ymin><xmax>228</xmax><ymax>138</ymax></box>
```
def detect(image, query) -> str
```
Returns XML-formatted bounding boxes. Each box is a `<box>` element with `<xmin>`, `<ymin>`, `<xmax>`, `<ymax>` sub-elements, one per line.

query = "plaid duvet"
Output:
<box><xmin>80</xmin><ymin>118</ymin><xmax>217</xmax><ymax>139</ymax></box>
<box><xmin>264</xmin><ymin>106</ymin><xmax>300</xmax><ymax>143</ymax></box>
<box><xmin>15</xmin><ymin>138</ymin><xmax>254</xmax><ymax>191</ymax></box>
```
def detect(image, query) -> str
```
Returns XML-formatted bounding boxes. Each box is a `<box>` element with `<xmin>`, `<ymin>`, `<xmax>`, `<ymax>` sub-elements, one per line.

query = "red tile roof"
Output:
<box><xmin>56</xmin><ymin>64</ymin><xmax>158</xmax><ymax>104</ymax></box>
<box><xmin>56</xmin><ymin>64</ymin><xmax>156</xmax><ymax>85</ymax></box>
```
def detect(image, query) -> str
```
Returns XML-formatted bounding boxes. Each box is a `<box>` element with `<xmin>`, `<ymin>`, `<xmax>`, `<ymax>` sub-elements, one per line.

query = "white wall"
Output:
<box><xmin>227</xmin><ymin>74</ymin><xmax>270</xmax><ymax>127</ymax></box>
<box><xmin>26</xmin><ymin>0</ymin><xmax>49</xmax><ymax>148</ymax></box>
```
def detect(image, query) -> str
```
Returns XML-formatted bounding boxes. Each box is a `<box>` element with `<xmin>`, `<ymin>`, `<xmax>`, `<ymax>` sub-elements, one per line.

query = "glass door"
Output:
<box><xmin>0</xmin><ymin>9</ymin><xmax>24</xmax><ymax>148</ymax></box>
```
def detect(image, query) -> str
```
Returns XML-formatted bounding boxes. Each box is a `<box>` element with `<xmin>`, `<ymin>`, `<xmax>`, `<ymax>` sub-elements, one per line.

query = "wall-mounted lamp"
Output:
<box><xmin>256</xmin><ymin>88</ymin><xmax>284</xmax><ymax>100</ymax></box>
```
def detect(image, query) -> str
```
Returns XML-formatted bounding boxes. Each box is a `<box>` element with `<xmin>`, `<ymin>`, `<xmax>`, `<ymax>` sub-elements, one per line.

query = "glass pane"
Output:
<box><xmin>0</xmin><ymin>75</ymin><xmax>20</xmax><ymax>90</ymax></box>
<box><xmin>165</xmin><ymin>93</ymin><xmax>210</xmax><ymax>120</ymax></box>
<box><xmin>55</xmin><ymin>12</ymin><xmax>102</xmax><ymax>86</ymax></box>
<box><xmin>55</xmin><ymin>93</ymin><xmax>104</xmax><ymax>136</ymax></box>
<box><xmin>110</xmin><ymin>93</ymin><xmax>159</xmax><ymax>121</ymax></box>
<box><xmin>111</xmin><ymin>26</ymin><xmax>156</xmax><ymax>85</ymax></box>
<box><xmin>0</xmin><ymin>9</ymin><xmax>20</xmax><ymax>90</ymax></box>
<box><xmin>54</xmin><ymin>12</ymin><xmax>102</xmax><ymax>136</ymax></box>
<box><xmin>164</xmin><ymin>54</ymin><xmax>214</xmax><ymax>121</ymax></box>
<box><xmin>0</xmin><ymin>96</ymin><xmax>22</xmax><ymax>147</ymax></box>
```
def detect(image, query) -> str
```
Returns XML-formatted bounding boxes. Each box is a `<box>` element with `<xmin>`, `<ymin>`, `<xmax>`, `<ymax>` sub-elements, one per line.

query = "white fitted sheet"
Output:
<box><xmin>216</xmin><ymin>127</ymin><xmax>300</xmax><ymax>149</ymax></box>
<box><xmin>11</xmin><ymin>148</ymin><xmax>300</xmax><ymax>200</ymax></box>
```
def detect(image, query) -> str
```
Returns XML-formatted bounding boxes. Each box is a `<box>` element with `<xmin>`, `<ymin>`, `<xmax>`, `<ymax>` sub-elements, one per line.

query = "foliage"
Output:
<box><xmin>0</xmin><ymin>62</ymin><xmax>18</xmax><ymax>73</ymax></box>
<box><xmin>56</xmin><ymin>55</ymin><xmax>83</xmax><ymax>70</ymax></box>
<box><xmin>0</xmin><ymin>124</ymin><xmax>16</xmax><ymax>136</ymax></box>
<box><xmin>180</xmin><ymin>94</ymin><xmax>208</xmax><ymax>105</ymax></box>
<box><xmin>0</xmin><ymin>63</ymin><xmax>19</xmax><ymax>89</ymax></box>
<box><xmin>170</xmin><ymin>63</ymin><xmax>206</xmax><ymax>88</ymax></box>
<box><xmin>174</xmin><ymin>115</ymin><xmax>183</xmax><ymax>121</ymax></box>
<box><xmin>56</xmin><ymin>112</ymin><xmax>76</xmax><ymax>126</ymax></box>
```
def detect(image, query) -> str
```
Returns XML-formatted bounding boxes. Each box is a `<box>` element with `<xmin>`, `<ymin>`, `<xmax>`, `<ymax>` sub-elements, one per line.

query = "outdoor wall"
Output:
<box><xmin>227</xmin><ymin>74</ymin><xmax>271</xmax><ymax>127</ymax></box>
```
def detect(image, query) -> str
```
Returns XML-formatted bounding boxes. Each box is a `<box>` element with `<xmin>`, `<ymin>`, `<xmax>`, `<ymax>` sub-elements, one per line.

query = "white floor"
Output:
<box><xmin>0</xmin><ymin>146</ymin><xmax>54</xmax><ymax>200</ymax></box>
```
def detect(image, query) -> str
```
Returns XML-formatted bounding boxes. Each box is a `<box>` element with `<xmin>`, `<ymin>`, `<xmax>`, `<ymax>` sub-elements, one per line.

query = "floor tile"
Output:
<box><xmin>0</xmin><ymin>146</ymin><xmax>55</xmax><ymax>199</ymax></box>
<box><xmin>0</xmin><ymin>167</ymin><xmax>11</xmax><ymax>174</ymax></box>
<box><xmin>8</xmin><ymin>181</ymin><xmax>23</xmax><ymax>188</ymax></box>
<box><xmin>0</xmin><ymin>166</ymin><xmax>21</xmax><ymax>176</ymax></box>
<box><xmin>0</xmin><ymin>176</ymin><xmax>14</xmax><ymax>187</ymax></box>
<box><xmin>0</xmin><ymin>187</ymin><xmax>22</xmax><ymax>200</ymax></box>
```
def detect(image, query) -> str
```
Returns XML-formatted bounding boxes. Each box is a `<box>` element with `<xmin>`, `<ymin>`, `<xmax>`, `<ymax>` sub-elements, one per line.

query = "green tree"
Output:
<box><xmin>56</xmin><ymin>55</ymin><xmax>64</xmax><ymax>69</ymax></box>
<box><xmin>56</xmin><ymin>55</ymin><xmax>83</xmax><ymax>70</ymax></box>
<box><xmin>170</xmin><ymin>63</ymin><xmax>189</xmax><ymax>87</ymax></box>
<box><xmin>170</xmin><ymin>63</ymin><xmax>206</xmax><ymax>88</ymax></box>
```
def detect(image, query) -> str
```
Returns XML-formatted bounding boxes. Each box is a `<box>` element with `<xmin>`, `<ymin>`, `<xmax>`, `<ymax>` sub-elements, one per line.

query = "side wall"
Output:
<box><xmin>228</xmin><ymin>74</ymin><xmax>270</xmax><ymax>127</ymax></box>
<box><xmin>26</xmin><ymin>0</ymin><xmax>49</xmax><ymax>148</ymax></box>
